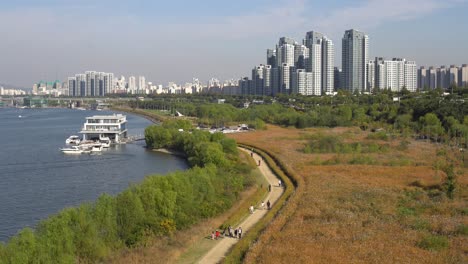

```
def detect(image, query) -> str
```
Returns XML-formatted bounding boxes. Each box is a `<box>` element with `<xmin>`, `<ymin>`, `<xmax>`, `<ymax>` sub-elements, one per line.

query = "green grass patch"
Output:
<box><xmin>417</xmin><ymin>235</ymin><xmax>449</xmax><ymax>251</ymax></box>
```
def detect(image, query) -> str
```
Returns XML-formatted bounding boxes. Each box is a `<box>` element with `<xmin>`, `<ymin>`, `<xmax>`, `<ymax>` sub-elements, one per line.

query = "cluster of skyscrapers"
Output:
<box><xmin>50</xmin><ymin>28</ymin><xmax>467</xmax><ymax>98</ymax></box>
<box><xmin>242</xmin><ymin>29</ymin><xmax>423</xmax><ymax>96</ymax></box>
<box><xmin>418</xmin><ymin>64</ymin><xmax>468</xmax><ymax>90</ymax></box>
<box><xmin>243</xmin><ymin>31</ymin><xmax>335</xmax><ymax>96</ymax></box>
<box><xmin>68</xmin><ymin>71</ymin><xmax>114</xmax><ymax>97</ymax></box>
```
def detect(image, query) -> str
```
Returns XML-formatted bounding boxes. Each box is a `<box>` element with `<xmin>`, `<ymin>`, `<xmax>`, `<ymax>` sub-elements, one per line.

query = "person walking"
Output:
<box><xmin>261</xmin><ymin>201</ymin><xmax>265</xmax><ymax>209</ymax></box>
<box><xmin>267</xmin><ymin>200</ymin><xmax>271</xmax><ymax>210</ymax></box>
<box><xmin>249</xmin><ymin>205</ymin><xmax>254</xmax><ymax>214</ymax></box>
<box><xmin>238</xmin><ymin>227</ymin><xmax>243</xmax><ymax>239</ymax></box>
<box><xmin>258</xmin><ymin>159</ymin><xmax>261</xmax><ymax>166</ymax></box>
<box><xmin>211</xmin><ymin>231</ymin><xmax>215</xmax><ymax>240</ymax></box>
<box><xmin>268</xmin><ymin>184</ymin><xmax>271</xmax><ymax>192</ymax></box>
<box><xmin>234</xmin><ymin>228</ymin><xmax>238</xmax><ymax>238</ymax></box>
<box><xmin>278</xmin><ymin>179</ymin><xmax>282</xmax><ymax>187</ymax></box>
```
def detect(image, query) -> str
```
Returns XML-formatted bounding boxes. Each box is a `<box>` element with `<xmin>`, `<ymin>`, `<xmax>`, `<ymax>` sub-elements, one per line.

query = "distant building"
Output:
<box><xmin>342</xmin><ymin>29</ymin><xmax>369</xmax><ymax>93</ymax></box>
<box><xmin>460</xmin><ymin>64</ymin><xmax>468</xmax><ymax>87</ymax></box>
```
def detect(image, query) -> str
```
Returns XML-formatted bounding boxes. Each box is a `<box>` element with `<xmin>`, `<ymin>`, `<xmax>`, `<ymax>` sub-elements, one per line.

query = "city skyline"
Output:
<box><xmin>1</xmin><ymin>0</ymin><xmax>468</xmax><ymax>88</ymax></box>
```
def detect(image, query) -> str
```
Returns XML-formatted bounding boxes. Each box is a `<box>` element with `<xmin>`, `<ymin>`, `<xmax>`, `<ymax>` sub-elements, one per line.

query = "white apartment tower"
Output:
<box><xmin>305</xmin><ymin>31</ymin><xmax>334</xmax><ymax>95</ymax></box>
<box><xmin>277</xmin><ymin>37</ymin><xmax>296</xmax><ymax>67</ymax></box>
<box><xmin>404</xmin><ymin>60</ymin><xmax>417</xmax><ymax>92</ymax></box>
<box><xmin>322</xmin><ymin>36</ymin><xmax>334</xmax><ymax>95</ymax></box>
<box><xmin>460</xmin><ymin>64</ymin><xmax>468</xmax><ymax>87</ymax></box>
<box><xmin>128</xmin><ymin>76</ymin><xmax>136</xmax><ymax>93</ymax></box>
<box><xmin>138</xmin><ymin>76</ymin><xmax>146</xmax><ymax>94</ymax></box>
<box><xmin>367</xmin><ymin>60</ymin><xmax>375</xmax><ymax>91</ymax></box>
<box><xmin>279</xmin><ymin>63</ymin><xmax>291</xmax><ymax>94</ymax></box>
<box><xmin>292</xmin><ymin>69</ymin><xmax>313</xmax><ymax>95</ymax></box>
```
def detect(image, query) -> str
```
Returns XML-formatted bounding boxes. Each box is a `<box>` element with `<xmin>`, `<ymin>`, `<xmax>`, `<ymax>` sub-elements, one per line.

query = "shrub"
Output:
<box><xmin>417</xmin><ymin>235</ymin><xmax>449</xmax><ymax>251</ymax></box>
<box><xmin>367</xmin><ymin>131</ymin><xmax>388</xmax><ymax>141</ymax></box>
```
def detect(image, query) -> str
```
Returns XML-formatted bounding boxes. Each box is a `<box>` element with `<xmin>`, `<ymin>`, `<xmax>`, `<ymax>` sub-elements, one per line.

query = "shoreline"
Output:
<box><xmin>152</xmin><ymin>148</ymin><xmax>187</xmax><ymax>158</ymax></box>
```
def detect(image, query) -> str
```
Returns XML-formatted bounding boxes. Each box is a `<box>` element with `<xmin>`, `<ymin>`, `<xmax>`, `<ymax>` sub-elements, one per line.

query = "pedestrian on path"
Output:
<box><xmin>234</xmin><ymin>228</ymin><xmax>238</xmax><ymax>238</ymax></box>
<box><xmin>211</xmin><ymin>231</ymin><xmax>215</xmax><ymax>240</ymax></box>
<box><xmin>249</xmin><ymin>205</ymin><xmax>254</xmax><ymax>214</ymax></box>
<box><xmin>250</xmin><ymin>152</ymin><xmax>253</xmax><ymax>157</ymax></box>
<box><xmin>258</xmin><ymin>159</ymin><xmax>261</xmax><ymax>166</ymax></box>
<box><xmin>238</xmin><ymin>227</ymin><xmax>243</xmax><ymax>239</ymax></box>
<box><xmin>268</xmin><ymin>184</ymin><xmax>271</xmax><ymax>192</ymax></box>
<box><xmin>278</xmin><ymin>179</ymin><xmax>282</xmax><ymax>187</ymax></box>
<box><xmin>261</xmin><ymin>201</ymin><xmax>265</xmax><ymax>209</ymax></box>
<box><xmin>267</xmin><ymin>200</ymin><xmax>271</xmax><ymax>210</ymax></box>
<box><xmin>215</xmin><ymin>230</ymin><xmax>220</xmax><ymax>240</ymax></box>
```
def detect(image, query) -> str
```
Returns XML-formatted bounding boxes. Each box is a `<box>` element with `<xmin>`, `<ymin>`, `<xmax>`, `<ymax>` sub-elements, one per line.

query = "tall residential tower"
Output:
<box><xmin>342</xmin><ymin>29</ymin><xmax>369</xmax><ymax>93</ymax></box>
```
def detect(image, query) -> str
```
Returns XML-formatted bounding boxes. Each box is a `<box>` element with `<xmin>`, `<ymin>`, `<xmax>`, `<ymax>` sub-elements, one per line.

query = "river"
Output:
<box><xmin>0</xmin><ymin>108</ymin><xmax>188</xmax><ymax>241</ymax></box>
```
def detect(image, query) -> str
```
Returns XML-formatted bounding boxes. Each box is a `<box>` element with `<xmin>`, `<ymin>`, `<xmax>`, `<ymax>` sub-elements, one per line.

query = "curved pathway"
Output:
<box><xmin>197</xmin><ymin>148</ymin><xmax>284</xmax><ymax>264</ymax></box>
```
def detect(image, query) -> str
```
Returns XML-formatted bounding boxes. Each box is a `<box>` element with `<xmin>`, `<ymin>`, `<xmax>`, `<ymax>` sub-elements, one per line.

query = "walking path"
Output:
<box><xmin>197</xmin><ymin>148</ymin><xmax>284</xmax><ymax>264</ymax></box>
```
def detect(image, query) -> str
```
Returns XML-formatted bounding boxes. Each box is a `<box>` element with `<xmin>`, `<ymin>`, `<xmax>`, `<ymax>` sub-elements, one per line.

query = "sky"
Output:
<box><xmin>1</xmin><ymin>0</ymin><xmax>467</xmax><ymax>88</ymax></box>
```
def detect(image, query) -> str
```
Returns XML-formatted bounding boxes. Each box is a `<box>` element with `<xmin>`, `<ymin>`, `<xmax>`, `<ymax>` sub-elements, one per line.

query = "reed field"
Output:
<box><xmin>230</xmin><ymin>125</ymin><xmax>467</xmax><ymax>264</ymax></box>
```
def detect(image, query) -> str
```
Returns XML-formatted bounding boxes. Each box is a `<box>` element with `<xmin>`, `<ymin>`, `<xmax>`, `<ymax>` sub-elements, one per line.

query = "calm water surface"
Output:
<box><xmin>0</xmin><ymin>108</ymin><xmax>188</xmax><ymax>241</ymax></box>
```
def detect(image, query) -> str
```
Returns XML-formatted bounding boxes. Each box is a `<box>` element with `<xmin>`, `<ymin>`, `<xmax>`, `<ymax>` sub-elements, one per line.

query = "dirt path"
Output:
<box><xmin>196</xmin><ymin>148</ymin><xmax>284</xmax><ymax>264</ymax></box>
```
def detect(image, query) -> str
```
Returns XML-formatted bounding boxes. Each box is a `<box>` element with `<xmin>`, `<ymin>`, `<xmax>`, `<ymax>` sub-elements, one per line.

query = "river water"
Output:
<box><xmin>0</xmin><ymin>108</ymin><xmax>188</xmax><ymax>241</ymax></box>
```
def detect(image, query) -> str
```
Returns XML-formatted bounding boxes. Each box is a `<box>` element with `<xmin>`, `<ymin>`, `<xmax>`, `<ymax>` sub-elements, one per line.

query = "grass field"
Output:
<box><xmin>229</xmin><ymin>125</ymin><xmax>467</xmax><ymax>264</ymax></box>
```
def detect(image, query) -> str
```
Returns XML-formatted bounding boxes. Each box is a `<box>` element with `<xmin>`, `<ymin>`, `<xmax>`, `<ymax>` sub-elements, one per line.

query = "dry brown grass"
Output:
<box><xmin>229</xmin><ymin>125</ymin><xmax>468</xmax><ymax>264</ymax></box>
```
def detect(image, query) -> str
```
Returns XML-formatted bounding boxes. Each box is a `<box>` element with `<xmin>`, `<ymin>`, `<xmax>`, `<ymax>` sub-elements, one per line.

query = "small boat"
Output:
<box><xmin>99</xmin><ymin>136</ymin><xmax>111</xmax><ymax>148</ymax></box>
<box><xmin>91</xmin><ymin>145</ymin><xmax>103</xmax><ymax>152</ymax></box>
<box><xmin>60</xmin><ymin>146</ymin><xmax>83</xmax><ymax>154</ymax></box>
<box><xmin>66</xmin><ymin>135</ymin><xmax>81</xmax><ymax>145</ymax></box>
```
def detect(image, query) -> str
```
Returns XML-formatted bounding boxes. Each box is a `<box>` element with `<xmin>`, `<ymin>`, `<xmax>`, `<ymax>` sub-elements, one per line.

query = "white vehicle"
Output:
<box><xmin>60</xmin><ymin>146</ymin><xmax>83</xmax><ymax>154</ymax></box>
<box><xmin>65</xmin><ymin>135</ymin><xmax>81</xmax><ymax>145</ymax></box>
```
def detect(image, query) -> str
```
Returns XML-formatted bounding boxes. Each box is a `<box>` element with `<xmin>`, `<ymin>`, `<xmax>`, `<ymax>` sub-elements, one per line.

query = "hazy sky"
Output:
<box><xmin>1</xmin><ymin>0</ymin><xmax>467</xmax><ymax>88</ymax></box>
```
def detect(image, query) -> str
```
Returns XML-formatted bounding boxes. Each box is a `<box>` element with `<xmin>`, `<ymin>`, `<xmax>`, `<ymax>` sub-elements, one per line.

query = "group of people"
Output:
<box><xmin>254</xmin><ymin>200</ymin><xmax>271</xmax><ymax>212</ymax></box>
<box><xmin>227</xmin><ymin>226</ymin><xmax>243</xmax><ymax>239</ymax></box>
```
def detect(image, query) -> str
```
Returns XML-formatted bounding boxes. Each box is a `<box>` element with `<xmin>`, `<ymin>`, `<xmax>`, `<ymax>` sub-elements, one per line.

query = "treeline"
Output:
<box><xmin>131</xmin><ymin>91</ymin><xmax>468</xmax><ymax>145</ymax></box>
<box><xmin>0</xmin><ymin>121</ymin><xmax>253</xmax><ymax>263</ymax></box>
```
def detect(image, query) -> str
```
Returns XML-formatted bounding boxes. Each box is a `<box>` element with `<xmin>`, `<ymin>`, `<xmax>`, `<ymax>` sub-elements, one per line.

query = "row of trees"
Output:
<box><xmin>0</xmin><ymin>121</ymin><xmax>253</xmax><ymax>263</ymax></box>
<box><xmin>131</xmin><ymin>91</ymin><xmax>468</xmax><ymax>145</ymax></box>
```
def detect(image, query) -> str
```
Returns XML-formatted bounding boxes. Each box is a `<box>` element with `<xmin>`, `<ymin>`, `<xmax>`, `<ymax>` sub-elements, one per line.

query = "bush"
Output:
<box><xmin>367</xmin><ymin>131</ymin><xmax>388</xmax><ymax>141</ymax></box>
<box><xmin>417</xmin><ymin>235</ymin><xmax>449</xmax><ymax>251</ymax></box>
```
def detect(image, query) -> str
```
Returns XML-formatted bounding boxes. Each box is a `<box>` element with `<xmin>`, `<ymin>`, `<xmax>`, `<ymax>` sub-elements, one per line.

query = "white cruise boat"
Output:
<box><xmin>65</xmin><ymin>135</ymin><xmax>81</xmax><ymax>145</ymax></box>
<box><xmin>60</xmin><ymin>146</ymin><xmax>83</xmax><ymax>154</ymax></box>
<box><xmin>80</xmin><ymin>114</ymin><xmax>127</xmax><ymax>143</ymax></box>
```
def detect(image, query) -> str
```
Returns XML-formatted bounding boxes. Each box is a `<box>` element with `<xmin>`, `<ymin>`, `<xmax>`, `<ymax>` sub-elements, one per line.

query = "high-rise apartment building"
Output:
<box><xmin>68</xmin><ymin>77</ymin><xmax>76</xmax><ymax>97</ymax></box>
<box><xmin>263</xmin><ymin>65</ymin><xmax>272</xmax><ymax>96</ymax></box>
<box><xmin>321</xmin><ymin>36</ymin><xmax>334</xmax><ymax>95</ymax></box>
<box><xmin>128</xmin><ymin>76</ymin><xmax>136</xmax><ymax>93</ymax></box>
<box><xmin>138</xmin><ymin>76</ymin><xmax>146</xmax><ymax>93</ymax></box>
<box><xmin>367</xmin><ymin>60</ymin><xmax>375</xmax><ymax>92</ymax></box>
<box><xmin>460</xmin><ymin>64</ymin><xmax>468</xmax><ymax>87</ymax></box>
<box><xmin>428</xmin><ymin>67</ymin><xmax>437</xmax><ymax>89</ymax></box>
<box><xmin>437</xmin><ymin>66</ymin><xmax>448</xmax><ymax>89</ymax></box>
<box><xmin>342</xmin><ymin>29</ymin><xmax>369</xmax><ymax>93</ymax></box>
<box><xmin>252</xmin><ymin>65</ymin><xmax>265</xmax><ymax>95</ymax></box>
<box><xmin>418</xmin><ymin>67</ymin><xmax>428</xmax><ymax>90</ymax></box>
<box><xmin>277</xmin><ymin>38</ymin><xmax>295</xmax><ymax>67</ymax></box>
<box><xmin>334</xmin><ymin>67</ymin><xmax>342</xmax><ymax>90</ymax></box>
<box><xmin>373</xmin><ymin>58</ymin><xmax>416</xmax><ymax>92</ymax></box>
<box><xmin>267</xmin><ymin>49</ymin><xmax>277</xmax><ymax>68</ymax></box>
<box><xmin>294</xmin><ymin>44</ymin><xmax>309</xmax><ymax>69</ymax></box>
<box><xmin>404</xmin><ymin>60</ymin><xmax>417</xmax><ymax>92</ymax></box>
<box><xmin>279</xmin><ymin>63</ymin><xmax>292</xmax><ymax>94</ymax></box>
<box><xmin>448</xmin><ymin>65</ymin><xmax>458</xmax><ymax>87</ymax></box>
<box><xmin>292</xmin><ymin>69</ymin><xmax>313</xmax><ymax>95</ymax></box>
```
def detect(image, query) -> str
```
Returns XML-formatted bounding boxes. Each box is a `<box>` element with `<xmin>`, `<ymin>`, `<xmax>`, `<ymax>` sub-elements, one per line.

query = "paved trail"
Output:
<box><xmin>197</xmin><ymin>148</ymin><xmax>284</xmax><ymax>264</ymax></box>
